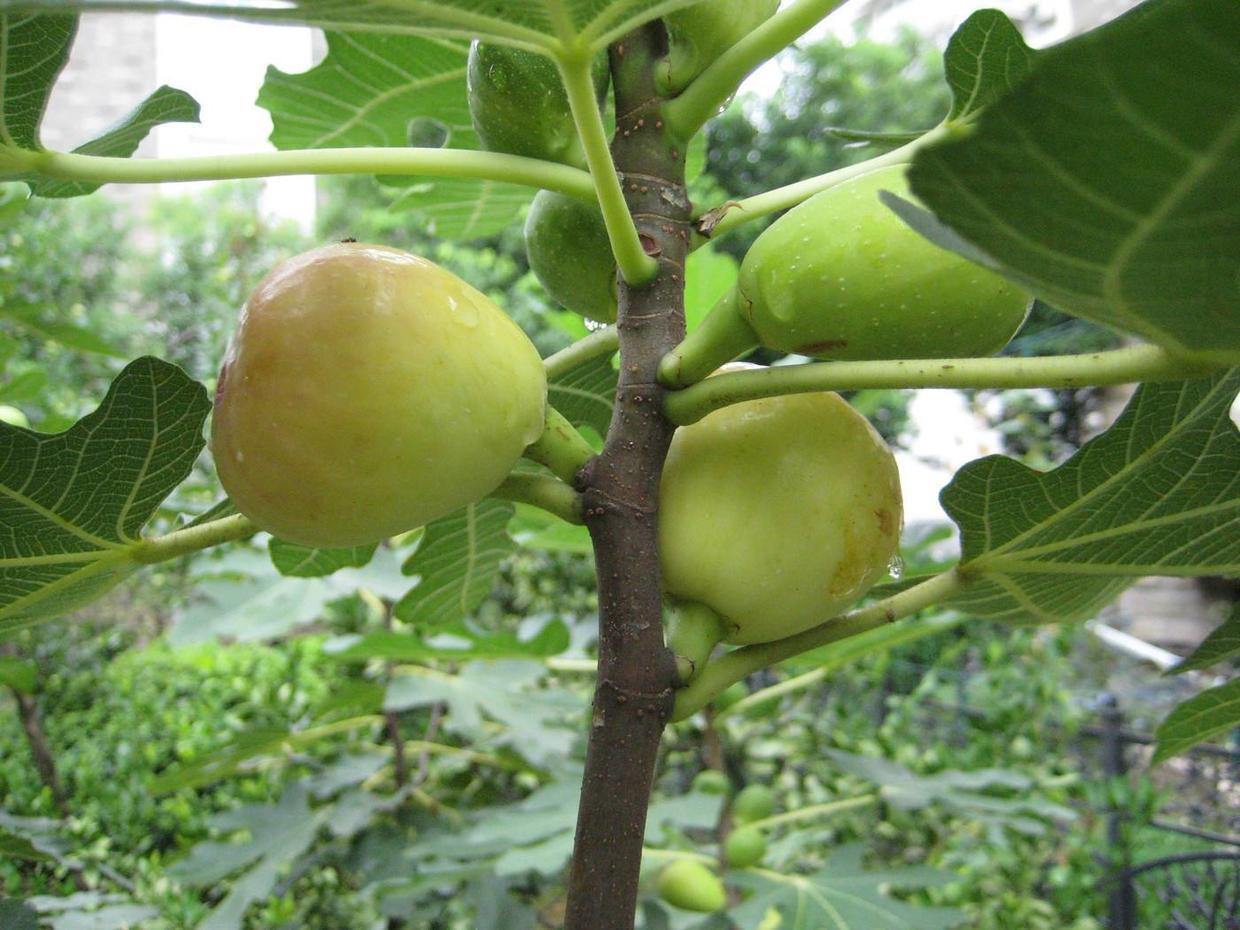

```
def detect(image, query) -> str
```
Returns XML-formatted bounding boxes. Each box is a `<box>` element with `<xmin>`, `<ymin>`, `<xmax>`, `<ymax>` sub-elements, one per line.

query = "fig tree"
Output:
<box><xmin>732</xmin><ymin>784</ymin><xmax>775</xmax><ymax>824</ymax></box>
<box><xmin>211</xmin><ymin>242</ymin><xmax>547</xmax><ymax>548</ymax></box>
<box><xmin>660</xmin><ymin>0</ymin><xmax>780</xmax><ymax>93</ymax></box>
<box><xmin>660</xmin><ymin>165</ymin><xmax>1030</xmax><ymax>387</ymax></box>
<box><xmin>656</xmin><ymin>859</ymin><xmax>726</xmax><ymax>913</ymax></box>
<box><xmin>724</xmin><ymin>825</ymin><xmax>767</xmax><ymax>868</ymax></box>
<box><xmin>659</xmin><ymin>389</ymin><xmax>902</xmax><ymax>644</ymax></box>
<box><xmin>467</xmin><ymin>43</ymin><xmax>609</xmax><ymax>168</ymax></box>
<box><xmin>524</xmin><ymin>190</ymin><xmax>617</xmax><ymax>322</ymax></box>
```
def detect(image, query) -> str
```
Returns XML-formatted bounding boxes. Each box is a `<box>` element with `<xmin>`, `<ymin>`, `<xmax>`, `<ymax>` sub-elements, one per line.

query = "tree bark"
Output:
<box><xmin>562</xmin><ymin>23</ymin><xmax>690</xmax><ymax>930</ymax></box>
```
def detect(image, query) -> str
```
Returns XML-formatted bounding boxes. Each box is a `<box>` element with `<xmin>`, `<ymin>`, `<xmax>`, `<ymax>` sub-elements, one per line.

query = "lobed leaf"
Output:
<box><xmin>910</xmin><ymin>0</ymin><xmax>1240</xmax><ymax>357</ymax></box>
<box><xmin>942</xmin><ymin>9</ymin><xmax>1035</xmax><ymax>123</ymax></box>
<box><xmin>268</xmin><ymin>538</ymin><xmax>379</xmax><ymax>578</ymax></box>
<box><xmin>943</xmin><ymin>369</ymin><xmax>1240</xmax><ymax>624</ymax></box>
<box><xmin>0</xmin><ymin>358</ymin><xmax>209</xmax><ymax>634</ymax></box>
<box><xmin>1167</xmin><ymin>603</ymin><xmax>1240</xmax><ymax>674</ymax></box>
<box><xmin>548</xmin><ymin>352</ymin><xmax>616</xmax><ymax>437</ymax></box>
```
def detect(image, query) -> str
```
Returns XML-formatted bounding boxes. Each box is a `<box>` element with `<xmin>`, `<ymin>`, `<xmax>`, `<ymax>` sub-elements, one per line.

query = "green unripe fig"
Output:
<box><xmin>732</xmin><ymin>784</ymin><xmax>775</xmax><ymax>824</ymax></box>
<box><xmin>467</xmin><ymin>43</ymin><xmax>609</xmax><ymax>168</ymax></box>
<box><xmin>660</xmin><ymin>165</ymin><xmax>1030</xmax><ymax>387</ymax></box>
<box><xmin>211</xmin><ymin>243</ymin><xmax>547</xmax><ymax>547</ymax></box>
<box><xmin>524</xmin><ymin>190</ymin><xmax>617</xmax><ymax>322</ymax></box>
<box><xmin>724</xmin><ymin>825</ymin><xmax>767</xmax><ymax>868</ymax></box>
<box><xmin>0</xmin><ymin>405</ymin><xmax>30</xmax><ymax>429</ymax></box>
<box><xmin>656</xmin><ymin>859</ymin><xmax>727</xmax><ymax>913</ymax></box>
<box><xmin>692</xmin><ymin>769</ymin><xmax>731</xmax><ymax>796</ymax></box>
<box><xmin>660</xmin><ymin>0</ymin><xmax>780</xmax><ymax>93</ymax></box>
<box><xmin>659</xmin><ymin>389</ymin><xmax>902</xmax><ymax>644</ymax></box>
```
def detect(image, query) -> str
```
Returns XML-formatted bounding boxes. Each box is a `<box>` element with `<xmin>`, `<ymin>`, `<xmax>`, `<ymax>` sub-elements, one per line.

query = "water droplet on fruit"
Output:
<box><xmin>887</xmin><ymin>555</ymin><xmax>904</xmax><ymax>579</ymax></box>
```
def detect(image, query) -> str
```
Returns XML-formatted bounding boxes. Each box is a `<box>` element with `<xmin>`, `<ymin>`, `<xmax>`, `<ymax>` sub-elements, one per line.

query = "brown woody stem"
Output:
<box><xmin>561</xmin><ymin>23</ymin><xmax>689</xmax><ymax>930</ymax></box>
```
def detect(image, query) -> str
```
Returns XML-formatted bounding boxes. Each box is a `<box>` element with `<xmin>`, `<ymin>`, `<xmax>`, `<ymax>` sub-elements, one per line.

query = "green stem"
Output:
<box><xmin>744</xmin><ymin>794</ymin><xmax>878</xmax><ymax>832</ymax></box>
<box><xmin>523</xmin><ymin>406</ymin><xmax>596</xmax><ymax>483</ymax></box>
<box><xmin>665</xmin><ymin>344</ymin><xmax>1222</xmax><ymax>425</ymax></box>
<box><xmin>715</xmin><ymin>611</ymin><xmax>969</xmax><ymax>722</ymax></box>
<box><xmin>558</xmin><ymin>53</ymin><xmax>659</xmax><ymax>286</ymax></box>
<box><xmin>544</xmin><ymin>325</ymin><xmax>619</xmax><ymax>379</ymax></box>
<box><xmin>28</xmin><ymin>147</ymin><xmax>596</xmax><ymax>200</ymax></box>
<box><xmin>663</xmin><ymin>0</ymin><xmax>852</xmax><ymax>140</ymax></box>
<box><xmin>671</xmin><ymin>570</ymin><xmax>966</xmax><ymax>721</ymax></box>
<box><xmin>657</xmin><ymin>287</ymin><xmax>758</xmax><ymax>388</ymax></box>
<box><xmin>699</xmin><ymin>130</ymin><xmax>943</xmax><ymax>241</ymax></box>
<box><xmin>130</xmin><ymin>513</ymin><xmax>257</xmax><ymax>564</ymax></box>
<box><xmin>491</xmin><ymin>473</ymin><xmax>584</xmax><ymax>524</ymax></box>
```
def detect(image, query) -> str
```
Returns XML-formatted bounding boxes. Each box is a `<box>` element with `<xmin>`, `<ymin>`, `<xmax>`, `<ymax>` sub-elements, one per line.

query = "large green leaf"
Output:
<box><xmin>0</xmin><ymin>1</ymin><xmax>704</xmax><ymax>51</ymax></box>
<box><xmin>1153</xmin><ymin>677</ymin><xmax>1240</xmax><ymax>764</ymax></box>
<box><xmin>943</xmin><ymin>369</ymin><xmax>1240</xmax><ymax>624</ymax></box>
<box><xmin>0</xmin><ymin>14</ymin><xmax>199</xmax><ymax>195</ymax></box>
<box><xmin>325</xmin><ymin>616</ymin><xmax>571</xmax><ymax>663</ymax></box>
<box><xmin>394</xmin><ymin>499</ymin><xmax>515</xmax><ymax>628</ymax></box>
<box><xmin>908</xmin><ymin>0</ymin><xmax>1240</xmax><ymax>357</ymax></box>
<box><xmin>729</xmin><ymin>844</ymin><xmax>965</xmax><ymax>930</ymax></box>
<box><xmin>267</xmin><ymin>538</ymin><xmax>378</xmax><ymax>578</ymax></box>
<box><xmin>0</xmin><ymin>357</ymin><xmax>209</xmax><ymax>634</ymax></box>
<box><xmin>258</xmin><ymin>30</ymin><xmax>530</xmax><ymax>238</ymax></box>
<box><xmin>942</xmin><ymin>9</ymin><xmax>1035</xmax><ymax>122</ymax></box>
<box><xmin>548</xmin><ymin>352</ymin><xmax>616</xmax><ymax>436</ymax></box>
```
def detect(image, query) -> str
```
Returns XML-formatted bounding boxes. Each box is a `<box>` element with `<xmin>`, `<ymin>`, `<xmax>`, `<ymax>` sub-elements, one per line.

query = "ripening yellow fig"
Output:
<box><xmin>211</xmin><ymin>243</ymin><xmax>547</xmax><ymax>547</ymax></box>
<box><xmin>659</xmin><ymin>389</ymin><xmax>902</xmax><ymax>644</ymax></box>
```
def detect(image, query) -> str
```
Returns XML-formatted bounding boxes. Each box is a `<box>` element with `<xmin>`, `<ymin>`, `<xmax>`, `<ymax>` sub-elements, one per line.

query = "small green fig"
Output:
<box><xmin>524</xmin><ymin>190</ymin><xmax>617</xmax><ymax>322</ymax></box>
<box><xmin>724</xmin><ymin>825</ymin><xmax>767</xmax><ymax>868</ymax></box>
<box><xmin>211</xmin><ymin>243</ymin><xmax>547</xmax><ymax>547</ymax></box>
<box><xmin>659</xmin><ymin>389</ymin><xmax>902</xmax><ymax>644</ymax></box>
<box><xmin>733</xmin><ymin>784</ymin><xmax>775</xmax><ymax>824</ymax></box>
<box><xmin>656</xmin><ymin>859</ymin><xmax>727</xmax><ymax>913</ymax></box>
<box><xmin>660</xmin><ymin>165</ymin><xmax>1030</xmax><ymax>387</ymax></box>
<box><xmin>0</xmin><ymin>405</ymin><xmax>30</xmax><ymax>429</ymax></box>
<box><xmin>692</xmin><ymin>769</ymin><xmax>731</xmax><ymax>796</ymax></box>
<box><xmin>467</xmin><ymin>43</ymin><xmax>609</xmax><ymax>168</ymax></box>
<box><xmin>660</xmin><ymin>0</ymin><xmax>780</xmax><ymax>93</ymax></box>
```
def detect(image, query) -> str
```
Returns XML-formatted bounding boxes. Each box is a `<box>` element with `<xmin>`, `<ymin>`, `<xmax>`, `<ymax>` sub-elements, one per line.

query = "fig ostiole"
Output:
<box><xmin>660</xmin><ymin>165</ymin><xmax>1031</xmax><ymax>387</ymax></box>
<box><xmin>659</xmin><ymin>387</ymin><xmax>903</xmax><ymax>645</ymax></box>
<box><xmin>467</xmin><ymin>42</ymin><xmax>609</xmax><ymax>169</ymax></box>
<box><xmin>655</xmin><ymin>859</ymin><xmax>727</xmax><ymax>913</ymax></box>
<box><xmin>211</xmin><ymin>242</ymin><xmax>547</xmax><ymax>548</ymax></box>
<box><xmin>524</xmin><ymin>190</ymin><xmax>618</xmax><ymax>323</ymax></box>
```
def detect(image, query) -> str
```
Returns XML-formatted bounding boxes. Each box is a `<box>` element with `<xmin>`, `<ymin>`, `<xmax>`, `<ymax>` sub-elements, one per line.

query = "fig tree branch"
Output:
<box><xmin>696</xmin><ymin>129</ymin><xmax>944</xmax><ymax>240</ymax></box>
<box><xmin>662</xmin><ymin>0</ymin><xmax>853</xmax><ymax>140</ymax></box>
<box><xmin>490</xmin><ymin>473</ymin><xmax>584</xmax><ymax>524</ymax></box>
<box><xmin>18</xmin><ymin>146</ymin><xmax>596</xmax><ymax>200</ymax></box>
<box><xmin>559</xmin><ymin>50</ymin><xmax>659</xmax><ymax>287</ymax></box>
<box><xmin>671</xmin><ymin>569</ymin><xmax>967</xmax><ymax>721</ymax></box>
<box><xmin>544</xmin><ymin>325</ymin><xmax>619</xmax><ymax>379</ymax></box>
<box><xmin>664</xmin><ymin>344</ymin><xmax>1222</xmax><ymax>425</ymax></box>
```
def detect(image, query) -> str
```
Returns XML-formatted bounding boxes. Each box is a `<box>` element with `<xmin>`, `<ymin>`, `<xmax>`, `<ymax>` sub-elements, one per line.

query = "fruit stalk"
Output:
<box><xmin>561</xmin><ymin>23</ymin><xmax>690</xmax><ymax>930</ymax></box>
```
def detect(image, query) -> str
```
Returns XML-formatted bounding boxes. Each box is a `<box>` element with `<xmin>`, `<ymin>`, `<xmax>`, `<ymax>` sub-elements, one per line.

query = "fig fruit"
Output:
<box><xmin>656</xmin><ymin>859</ymin><xmax>727</xmax><ymax>913</ymax></box>
<box><xmin>692</xmin><ymin>769</ymin><xmax>731</xmax><ymax>795</ymax></box>
<box><xmin>724</xmin><ymin>825</ymin><xmax>767</xmax><ymax>868</ymax></box>
<box><xmin>659</xmin><ymin>389</ymin><xmax>902</xmax><ymax>644</ymax></box>
<box><xmin>211</xmin><ymin>243</ymin><xmax>547</xmax><ymax>547</ymax></box>
<box><xmin>467</xmin><ymin>43</ymin><xmax>609</xmax><ymax>168</ymax></box>
<box><xmin>661</xmin><ymin>0</ymin><xmax>781</xmax><ymax>93</ymax></box>
<box><xmin>733</xmin><ymin>784</ymin><xmax>775</xmax><ymax>824</ymax></box>
<box><xmin>660</xmin><ymin>165</ymin><xmax>1030</xmax><ymax>387</ymax></box>
<box><xmin>524</xmin><ymin>190</ymin><xmax>617</xmax><ymax>322</ymax></box>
